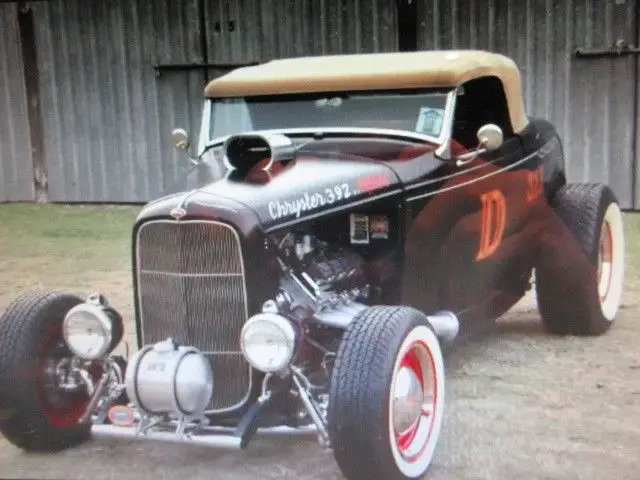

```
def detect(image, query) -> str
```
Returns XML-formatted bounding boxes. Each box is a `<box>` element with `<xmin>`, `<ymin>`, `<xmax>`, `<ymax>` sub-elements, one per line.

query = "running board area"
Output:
<box><xmin>91</xmin><ymin>424</ymin><xmax>318</xmax><ymax>449</ymax></box>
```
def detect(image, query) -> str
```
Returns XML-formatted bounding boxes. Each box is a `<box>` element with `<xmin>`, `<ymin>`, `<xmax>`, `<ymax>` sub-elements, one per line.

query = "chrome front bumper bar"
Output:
<box><xmin>91</xmin><ymin>424</ymin><xmax>318</xmax><ymax>449</ymax></box>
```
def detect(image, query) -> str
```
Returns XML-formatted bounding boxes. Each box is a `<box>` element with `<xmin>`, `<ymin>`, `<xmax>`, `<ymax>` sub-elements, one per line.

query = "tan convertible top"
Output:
<box><xmin>204</xmin><ymin>50</ymin><xmax>528</xmax><ymax>132</ymax></box>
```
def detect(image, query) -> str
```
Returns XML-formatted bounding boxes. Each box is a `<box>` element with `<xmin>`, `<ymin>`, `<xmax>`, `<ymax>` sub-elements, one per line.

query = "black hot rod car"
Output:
<box><xmin>0</xmin><ymin>51</ymin><xmax>625</xmax><ymax>480</ymax></box>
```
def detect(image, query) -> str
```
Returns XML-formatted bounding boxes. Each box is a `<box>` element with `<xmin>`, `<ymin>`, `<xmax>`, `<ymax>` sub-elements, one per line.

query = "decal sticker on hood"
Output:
<box><xmin>356</xmin><ymin>174</ymin><xmax>392</xmax><ymax>193</ymax></box>
<box><xmin>370</xmin><ymin>215</ymin><xmax>390</xmax><ymax>239</ymax></box>
<box><xmin>268</xmin><ymin>183</ymin><xmax>354</xmax><ymax>220</ymax></box>
<box><xmin>350</xmin><ymin>213</ymin><xmax>370</xmax><ymax>244</ymax></box>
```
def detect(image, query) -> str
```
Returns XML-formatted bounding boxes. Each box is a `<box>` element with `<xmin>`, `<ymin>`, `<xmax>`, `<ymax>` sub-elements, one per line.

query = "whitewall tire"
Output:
<box><xmin>536</xmin><ymin>183</ymin><xmax>624</xmax><ymax>335</ymax></box>
<box><xmin>328</xmin><ymin>306</ymin><xmax>445</xmax><ymax>480</ymax></box>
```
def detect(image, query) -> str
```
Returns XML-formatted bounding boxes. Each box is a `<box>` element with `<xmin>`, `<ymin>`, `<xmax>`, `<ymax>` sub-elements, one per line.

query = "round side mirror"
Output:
<box><xmin>477</xmin><ymin>124</ymin><xmax>503</xmax><ymax>150</ymax></box>
<box><xmin>171</xmin><ymin>128</ymin><xmax>190</xmax><ymax>151</ymax></box>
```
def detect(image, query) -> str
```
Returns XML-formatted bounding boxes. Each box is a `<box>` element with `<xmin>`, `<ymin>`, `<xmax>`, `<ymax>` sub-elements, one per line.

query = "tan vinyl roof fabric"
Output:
<box><xmin>204</xmin><ymin>50</ymin><xmax>529</xmax><ymax>132</ymax></box>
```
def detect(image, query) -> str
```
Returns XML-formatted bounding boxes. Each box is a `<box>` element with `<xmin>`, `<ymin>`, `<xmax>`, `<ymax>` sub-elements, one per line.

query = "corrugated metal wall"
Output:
<box><xmin>417</xmin><ymin>0</ymin><xmax>638</xmax><ymax>208</ymax></box>
<box><xmin>0</xmin><ymin>4</ymin><xmax>35</xmax><ymax>202</ymax></box>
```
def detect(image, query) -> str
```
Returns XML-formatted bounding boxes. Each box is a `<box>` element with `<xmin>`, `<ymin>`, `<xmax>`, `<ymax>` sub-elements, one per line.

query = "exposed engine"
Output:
<box><xmin>270</xmin><ymin>231</ymin><xmax>372</xmax><ymax>328</ymax></box>
<box><xmin>235</xmin><ymin>229</ymin><xmax>380</xmax><ymax>432</ymax></box>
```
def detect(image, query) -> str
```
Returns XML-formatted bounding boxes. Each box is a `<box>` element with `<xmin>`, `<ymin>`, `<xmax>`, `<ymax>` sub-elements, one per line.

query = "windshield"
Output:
<box><xmin>207</xmin><ymin>89</ymin><xmax>451</xmax><ymax>144</ymax></box>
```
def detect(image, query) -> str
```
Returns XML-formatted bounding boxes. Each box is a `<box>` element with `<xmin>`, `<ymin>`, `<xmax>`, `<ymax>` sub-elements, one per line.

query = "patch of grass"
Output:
<box><xmin>0</xmin><ymin>204</ymin><xmax>141</xmax><ymax>312</ymax></box>
<box><xmin>621</xmin><ymin>213</ymin><xmax>640</xmax><ymax>308</ymax></box>
<box><xmin>0</xmin><ymin>204</ymin><xmax>139</xmax><ymax>261</ymax></box>
<box><xmin>624</xmin><ymin>212</ymin><xmax>640</xmax><ymax>267</ymax></box>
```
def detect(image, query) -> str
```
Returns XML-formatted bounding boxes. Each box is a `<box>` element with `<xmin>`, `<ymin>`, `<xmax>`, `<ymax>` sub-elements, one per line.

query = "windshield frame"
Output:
<box><xmin>199</xmin><ymin>88</ymin><xmax>457</xmax><ymax>154</ymax></box>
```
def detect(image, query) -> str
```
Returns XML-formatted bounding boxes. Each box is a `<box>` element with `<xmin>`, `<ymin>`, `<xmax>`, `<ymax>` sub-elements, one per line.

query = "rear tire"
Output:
<box><xmin>536</xmin><ymin>183</ymin><xmax>624</xmax><ymax>335</ymax></box>
<box><xmin>328</xmin><ymin>306</ymin><xmax>445</xmax><ymax>480</ymax></box>
<box><xmin>0</xmin><ymin>291</ymin><xmax>93</xmax><ymax>451</ymax></box>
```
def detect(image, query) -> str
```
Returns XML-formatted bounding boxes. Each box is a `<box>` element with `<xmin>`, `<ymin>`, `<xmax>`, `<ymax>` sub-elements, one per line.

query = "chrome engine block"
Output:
<box><xmin>274</xmin><ymin>233</ymin><xmax>370</xmax><ymax>328</ymax></box>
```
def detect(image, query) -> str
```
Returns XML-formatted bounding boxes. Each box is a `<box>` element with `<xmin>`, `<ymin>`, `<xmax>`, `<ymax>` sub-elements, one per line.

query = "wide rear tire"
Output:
<box><xmin>328</xmin><ymin>306</ymin><xmax>445</xmax><ymax>480</ymax></box>
<box><xmin>536</xmin><ymin>183</ymin><xmax>624</xmax><ymax>335</ymax></box>
<box><xmin>0</xmin><ymin>291</ymin><xmax>93</xmax><ymax>451</ymax></box>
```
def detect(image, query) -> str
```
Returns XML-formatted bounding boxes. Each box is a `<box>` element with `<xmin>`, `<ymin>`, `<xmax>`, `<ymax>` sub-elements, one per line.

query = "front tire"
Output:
<box><xmin>536</xmin><ymin>183</ymin><xmax>624</xmax><ymax>335</ymax></box>
<box><xmin>328</xmin><ymin>306</ymin><xmax>445</xmax><ymax>480</ymax></box>
<box><xmin>0</xmin><ymin>291</ymin><xmax>93</xmax><ymax>451</ymax></box>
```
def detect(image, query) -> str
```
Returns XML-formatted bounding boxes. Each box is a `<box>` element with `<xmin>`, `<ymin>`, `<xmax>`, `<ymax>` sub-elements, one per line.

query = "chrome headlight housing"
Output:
<box><xmin>63</xmin><ymin>294</ymin><xmax>123</xmax><ymax>360</ymax></box>
<box><xmin>240</xmin><ymin>313</ymin><xmax>297</xmax><ymax>373</ymax></box>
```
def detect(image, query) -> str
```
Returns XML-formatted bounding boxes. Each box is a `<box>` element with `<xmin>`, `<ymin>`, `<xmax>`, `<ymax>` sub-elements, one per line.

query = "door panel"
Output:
<box><xmin>402</xmin><ymin>136</ymin><xmax>534</xmax><ymax>336</ymax></box>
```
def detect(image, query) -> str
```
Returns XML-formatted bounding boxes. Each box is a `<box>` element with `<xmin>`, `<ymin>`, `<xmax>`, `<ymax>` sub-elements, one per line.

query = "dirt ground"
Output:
<box><xmin>0</xmin><ymin>205</ymin><xmax>639</xmax><ymax>480</ymax></box>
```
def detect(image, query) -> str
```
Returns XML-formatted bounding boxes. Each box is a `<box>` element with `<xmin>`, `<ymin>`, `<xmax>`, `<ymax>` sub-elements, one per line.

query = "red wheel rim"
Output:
<box><xmin>391</xmin><ymin>341</ymin><xmax>438</xmax><ymax>463</ymax></box>
<box><xmin>36</xmin><ymin>320</ymin><xmax>97</xmax><ymax>427</ymax></box>
<box><xmin>598</xmin><ymin>220</ymin><xmax>614</xmax><ymax>303</ymax></box>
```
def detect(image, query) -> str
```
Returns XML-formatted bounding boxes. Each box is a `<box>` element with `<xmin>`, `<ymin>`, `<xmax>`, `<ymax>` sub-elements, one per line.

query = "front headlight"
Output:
<box><xmin>240</xmin><ymin>313</ymin><xmax>297</xmax><ymax>373</ymax></box>
<box><xmin>63</xmin><ymin>302</ymin><xmax>117</xmax><ymax>360</ymax></box>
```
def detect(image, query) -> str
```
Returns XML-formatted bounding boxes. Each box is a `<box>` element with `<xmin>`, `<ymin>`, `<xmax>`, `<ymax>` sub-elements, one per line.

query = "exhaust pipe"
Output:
<box><xmin>427</xmin><ymin>311</ymin><xmax>459</xmax><ymax>347</ymax></box>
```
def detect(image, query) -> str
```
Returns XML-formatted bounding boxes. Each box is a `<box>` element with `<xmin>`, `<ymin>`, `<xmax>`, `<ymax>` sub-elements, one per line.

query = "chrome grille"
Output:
<box><xmin>136</xmin><ymin>220</ymin><xmax>251</xmax><ymax>412</ymax></box>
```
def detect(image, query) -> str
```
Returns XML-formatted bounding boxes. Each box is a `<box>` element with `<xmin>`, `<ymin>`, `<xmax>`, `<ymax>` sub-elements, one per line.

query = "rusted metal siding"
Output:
<box><xmin>31</xmin><ymin>0</ymin><xmax>205</xmax><ymax>202</ymax></box>
<box><xmin>205</xmin><ymin>0</ymin><xmax>398</xmax><ymax>62</ymax></box>
<box><xmin>0</xmin><ymin>4</ymin><xmax>34</xmax><ymax>202</ymax></box>
<box><xmin>417</xmin><ymin>0</ymin><xmax>638</xmax><ymax>208</ymax></box>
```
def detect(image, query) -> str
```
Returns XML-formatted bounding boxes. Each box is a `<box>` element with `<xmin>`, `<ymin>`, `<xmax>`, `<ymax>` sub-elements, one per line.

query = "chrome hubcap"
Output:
<box><xmin>392</xmin><ymin>366</ymin><xmax>424</xmax><ymax>434</ymax></box>
<box><xmin>391</xmin><ymin>342</ymin><xmax>437</xmax><ymax>461</ymax></box>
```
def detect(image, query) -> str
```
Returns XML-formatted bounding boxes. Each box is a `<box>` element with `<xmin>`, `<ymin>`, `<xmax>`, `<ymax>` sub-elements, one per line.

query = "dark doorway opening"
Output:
<box><xmin>17</xmin><ymin>2</ymin><xmax>48</xmax><ymax>202</ymax></box>
<box><xmin>397</xmin><ymin>0</ymin><xmax>418</xmax><ymax>52</ymax></box>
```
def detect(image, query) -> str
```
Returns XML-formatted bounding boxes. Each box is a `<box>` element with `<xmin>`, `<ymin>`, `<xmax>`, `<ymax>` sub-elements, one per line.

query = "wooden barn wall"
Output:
<box><xmin>30</xmin><ymin>0</ymin><xmax>206</xmax><ymax>202</ymax></box>
<box><xmin>1</xmin><ymin>0</ymin><xmax>638</xmax><ymax>206</ymax></box>
<box><xmin>24</xmin><ymin>0</ymin><xmax>397</xmax><ymax>202</ymax></box>
<box><xmin>0</xmin><ymin>3</ymin><xmax>35</xmax><ymax>202</ymax></box>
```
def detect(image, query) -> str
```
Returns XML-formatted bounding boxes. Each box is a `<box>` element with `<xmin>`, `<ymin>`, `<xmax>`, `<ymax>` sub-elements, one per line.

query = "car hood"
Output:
<box><xmin>141</xmin><ymin>157</ymin><xmax>408</xmax><ymax>230</ymax></box>
<box><xmin>139</xmin><ymin>144</ymin><xmax>441</xmax><ymax>231</ymax></box>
